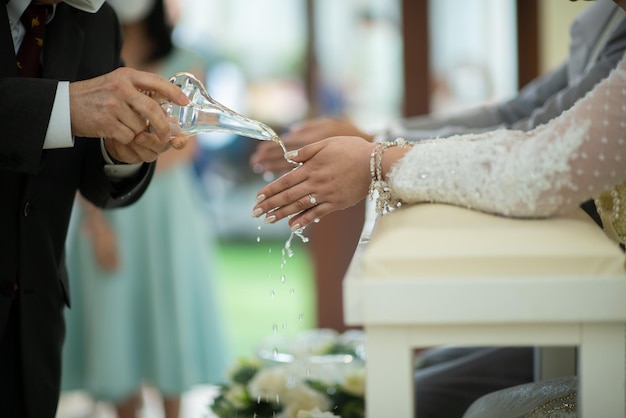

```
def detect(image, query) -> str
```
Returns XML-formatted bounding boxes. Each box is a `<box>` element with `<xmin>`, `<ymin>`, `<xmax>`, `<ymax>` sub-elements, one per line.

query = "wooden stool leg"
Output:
<box><xmin>578</xmin><ymin>323</ymin><xmax>626</xmax><ymax>417</ymax></box>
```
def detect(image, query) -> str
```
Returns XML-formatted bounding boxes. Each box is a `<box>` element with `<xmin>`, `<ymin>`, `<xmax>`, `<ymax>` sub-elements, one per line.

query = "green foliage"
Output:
<box><xmin>305</xmin><ymin>380</ymin><xmax>365</xmax><ymax>418</ymax></box>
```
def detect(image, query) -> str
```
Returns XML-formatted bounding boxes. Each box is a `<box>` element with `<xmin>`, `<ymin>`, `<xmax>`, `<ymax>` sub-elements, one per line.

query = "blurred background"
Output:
<box><xmin>58</xmin><ymin>0</ymin><xmax>592</xmax><ymax>417</ymax></box>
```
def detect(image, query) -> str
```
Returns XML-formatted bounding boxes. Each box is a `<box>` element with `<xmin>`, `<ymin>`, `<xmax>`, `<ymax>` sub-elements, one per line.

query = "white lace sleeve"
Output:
<box><xmin>388</xmin><ymin>52</ymin><xmax>626</xmax><ymax>219</ymax></box>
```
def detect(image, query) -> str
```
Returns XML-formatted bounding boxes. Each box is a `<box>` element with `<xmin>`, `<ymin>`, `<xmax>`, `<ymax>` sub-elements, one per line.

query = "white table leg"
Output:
<box><xmin>578</xmin><ymin>323</ymin><xmax>626</xmax><ymax>417</ymax></box>
<box><xmin>365</xmin><ymin>326</ymin><xmax>415</xmax><ymax>418</ymax></box>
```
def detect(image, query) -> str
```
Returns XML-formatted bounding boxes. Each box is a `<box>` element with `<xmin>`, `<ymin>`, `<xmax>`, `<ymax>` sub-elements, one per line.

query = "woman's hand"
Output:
<box><xmin>252</xmin><ymin>136</ymin><xmax>376</xmax><ymax>231</ymax></box>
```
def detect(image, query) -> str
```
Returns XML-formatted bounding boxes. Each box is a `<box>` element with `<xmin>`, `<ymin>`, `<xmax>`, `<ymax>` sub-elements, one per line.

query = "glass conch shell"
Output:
<box><xmin>162</xmin><ymin>72</ymin><xmax>278</xmax><ymax>141</ymax></box>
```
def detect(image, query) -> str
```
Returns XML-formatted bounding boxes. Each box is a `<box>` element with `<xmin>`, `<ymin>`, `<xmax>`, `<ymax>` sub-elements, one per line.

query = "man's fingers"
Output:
<box><xmin>127</xmin><ymin>91</ymin><xmax>171</xmax><ymax>141</ymax></box>
<box><xmin>131</xmin><ymin>71</ymin><xmax>189</xmax><ymax>106</ymax></box>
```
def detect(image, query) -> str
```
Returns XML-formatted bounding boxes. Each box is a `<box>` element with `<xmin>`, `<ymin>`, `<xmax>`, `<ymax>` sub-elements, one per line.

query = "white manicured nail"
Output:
<box><xmin>284</xmin><ymin>150</ymin><xmax>298</xmax><ymax>160</ymax></box>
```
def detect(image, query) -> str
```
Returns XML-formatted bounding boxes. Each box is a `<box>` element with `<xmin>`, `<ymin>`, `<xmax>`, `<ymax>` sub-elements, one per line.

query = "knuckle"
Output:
<box><xmin>116</xmin><ymin>67</ymin><xmax>134</xmax><ymax>78</ymax></box>
<box><xmin>119</xmin><ymin>131</ymin><xmax>135</xmax><ymax>144</ymax></box>
<box><xmin>295</xmin><ymin>198</ymin><xmax>309</xmax><ymax>211</ymax></box>
<box><xmin>283</xmin><ymin>187</ymin><xmax>300</xmax><ymax>202</ymax></box>
<box><xmin>107</xmin><ymin>76</ymin><xmax>125</xmax><ymax>95</ymax></box>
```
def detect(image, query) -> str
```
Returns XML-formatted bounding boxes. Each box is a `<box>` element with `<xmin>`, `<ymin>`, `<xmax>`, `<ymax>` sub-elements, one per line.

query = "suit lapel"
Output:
<box><xmin>0</xmin><ymin>4</ymin><xmax>18</xmax><ymax>77</ymax></box>
<box><xmin>42</xmin><ymin>4</ymin><xmax>83</xmax><ymax>81</ymax></box>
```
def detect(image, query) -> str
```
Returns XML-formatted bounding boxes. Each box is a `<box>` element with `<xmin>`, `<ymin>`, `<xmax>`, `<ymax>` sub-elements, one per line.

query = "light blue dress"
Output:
<box><xmin>62</xmin><ymin>49</ymin><xmax>231</xmax><ymax>402</ymax></box>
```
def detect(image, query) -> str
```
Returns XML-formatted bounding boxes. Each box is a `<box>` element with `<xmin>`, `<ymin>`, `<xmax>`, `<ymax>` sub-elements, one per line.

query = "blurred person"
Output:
<box><xmin>0</xmin><ymin>0</ymin><xmax>190</xmax><ymax>417</ymax></box>
<box><xmin>249</xmin><ymin>1</ymin><xmax>626</xmax><ymax>417</ymax></box>
<box><xmin>61</xmin><ymin>0</ymin><xmax>231</xmax><ymax>417</ymax></box>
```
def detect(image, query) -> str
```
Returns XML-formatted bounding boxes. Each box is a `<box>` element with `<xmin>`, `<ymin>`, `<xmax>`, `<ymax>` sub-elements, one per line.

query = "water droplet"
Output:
<box><xmin>298</xmin><ymin>313</ymin><xmax>303</xmax><ymax>321</ymax></box>
<box><xmin>256</xmin><ymin>236</ymin><xmax>261</xmax><ymax>243</ymax></box>
<box><xmin>270</xmin><ymin>290</ymin><xmax>275</xmax><ymax>298</ymax></box>
<box><xmin>272</xmin><ymin>324</ymin><xmax>278</xmax><ymax>334</ymax></box>
<box><xmin>262</xmin><ymin>171</ymin><xmax>275</xmax><ymax>182</ymax></box>
<box><xmin>290</xmin><ymin>289</ymin><xmax>295</xmax><ymax>296</ymax></box>
<box><xmin>281</xmin><ymin>274</ymin><xmax>286</xmax><ymax>284</ymax></box>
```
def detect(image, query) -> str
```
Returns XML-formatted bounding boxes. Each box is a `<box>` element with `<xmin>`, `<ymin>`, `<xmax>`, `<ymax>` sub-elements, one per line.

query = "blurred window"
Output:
<box><xmin>428</xmin><ymin>0</ymin><xmax>518</xmax><ymax>115</ymax></box>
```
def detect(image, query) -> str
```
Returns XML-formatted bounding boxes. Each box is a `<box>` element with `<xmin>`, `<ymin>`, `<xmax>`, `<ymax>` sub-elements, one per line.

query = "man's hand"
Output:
<box><xmin>102</xmin><ymin>131</ymin><xmax>193</xmax><ymax>165</ymax></box>
<box><xmin>69</xmin><ymin>67</ymin><xmax>189</xmax><ymax>144</ymax></box>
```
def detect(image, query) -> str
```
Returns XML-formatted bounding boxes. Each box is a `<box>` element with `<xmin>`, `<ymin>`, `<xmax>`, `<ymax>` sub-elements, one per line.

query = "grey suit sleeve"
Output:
<box><xmin>391</xmin><ymin>18</ymin><xmax>626</xmax><ymax>141</ymax></box>
<box><xmin>509</xmin><ymin>44</ymin><xmax>626</xmax><ymax>131</ymax></box>
<box><xmin>399</xmin><ymin>63</ymin><xmax>567</xmax><ymax>133</ymax></box>
<box><xmin>385</xmin><ymin>63</ymin><xmax>568</xmax><ymax>141</ymax></box>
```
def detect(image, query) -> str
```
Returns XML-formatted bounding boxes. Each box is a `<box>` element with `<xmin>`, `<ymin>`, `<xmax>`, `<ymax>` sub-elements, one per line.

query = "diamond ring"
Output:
<box><xmin>308</xmin><ymin>194</ymin><xmax>318</xmax><ymax>206</ymax></box>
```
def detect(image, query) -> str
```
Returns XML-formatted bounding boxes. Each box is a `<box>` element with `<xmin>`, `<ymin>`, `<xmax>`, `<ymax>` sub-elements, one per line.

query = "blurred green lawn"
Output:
<box><xmin>213</xmin><ymin>239</ymin><xmax>317</xmax><ymax>360</ymax></box>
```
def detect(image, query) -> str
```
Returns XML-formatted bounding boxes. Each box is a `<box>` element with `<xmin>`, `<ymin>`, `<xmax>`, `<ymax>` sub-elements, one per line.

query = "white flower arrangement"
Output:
<box><xmin>210</xmin><ymin>330</ymin><xmax>366</xmax><ymax>418</ymax></box>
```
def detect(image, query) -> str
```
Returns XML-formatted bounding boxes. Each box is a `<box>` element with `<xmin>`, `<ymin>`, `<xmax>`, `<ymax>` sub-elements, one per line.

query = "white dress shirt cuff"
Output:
<box><xmin>43</xmin><ymin>81</ymin><xmax>73</xmax><ymax>149</ymax></box>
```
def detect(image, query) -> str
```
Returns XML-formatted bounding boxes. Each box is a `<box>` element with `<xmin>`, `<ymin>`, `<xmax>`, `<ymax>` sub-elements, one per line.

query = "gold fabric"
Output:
<box><xmin>595</xmin><ymin>181</ymin><xmax>626</xmax><ymax>244</ymax></box>
<box><xmin>525</xmin><ymin>392</ymin><xmax>577</xmax><ymax>417</ymax></box>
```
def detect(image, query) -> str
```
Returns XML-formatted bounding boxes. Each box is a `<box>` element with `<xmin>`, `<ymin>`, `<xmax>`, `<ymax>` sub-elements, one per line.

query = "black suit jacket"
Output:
<box><xmin>0</xmin><ymin>4</ymin><xmax>155</xmax><ymax>417</ymax></box>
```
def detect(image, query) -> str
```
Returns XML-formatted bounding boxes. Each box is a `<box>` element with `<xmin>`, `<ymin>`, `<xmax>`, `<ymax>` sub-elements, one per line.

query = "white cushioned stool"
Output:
<box><xmin>343</xmin><ymin>204</ymin><xmax>626</xmax><ymax>418</ymax></box>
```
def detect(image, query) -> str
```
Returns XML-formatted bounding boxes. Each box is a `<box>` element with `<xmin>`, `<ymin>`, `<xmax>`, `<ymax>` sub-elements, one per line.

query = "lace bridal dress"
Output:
<box><xmin>381</xmin><ymin>53</ymin><xmax>626</xmax><ymax>417</ymax></box>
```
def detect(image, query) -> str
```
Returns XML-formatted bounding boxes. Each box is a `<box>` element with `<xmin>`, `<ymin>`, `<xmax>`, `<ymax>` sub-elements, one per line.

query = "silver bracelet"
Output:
<box><xmin>369</xmin><ymin>138</ymin><xmax>410</xmax><ymax>215</ymax></box>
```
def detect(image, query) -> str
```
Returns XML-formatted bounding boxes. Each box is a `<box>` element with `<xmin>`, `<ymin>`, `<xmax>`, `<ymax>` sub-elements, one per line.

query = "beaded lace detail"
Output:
<box><xmin>388</xmin><ymin>52</ymin><xmax>626</xmax><ymax>243</ymax></box>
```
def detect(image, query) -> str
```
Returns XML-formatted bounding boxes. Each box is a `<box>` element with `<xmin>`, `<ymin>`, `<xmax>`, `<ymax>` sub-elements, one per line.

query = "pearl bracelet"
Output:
<box><xmin>369</xmin><ymin>138</ymin><xmax>411</xmax><ymax>215</ymax></box>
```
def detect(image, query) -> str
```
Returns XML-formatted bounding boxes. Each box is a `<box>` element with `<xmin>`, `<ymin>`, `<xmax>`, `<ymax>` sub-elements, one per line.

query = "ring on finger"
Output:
<box><xmin>308</xmin><ymin>194</ymin><xmax>318</xmax><ymax>206</ymax></box>
<box><xmin>145</xmin><ymin>118</ymin><xmax>151</xmax><ymax>131</ymax></box>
